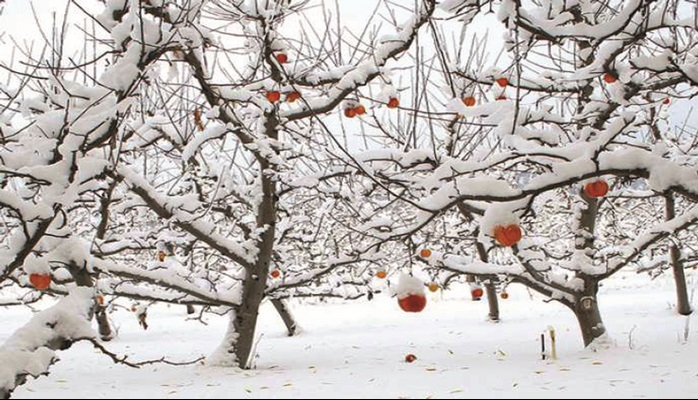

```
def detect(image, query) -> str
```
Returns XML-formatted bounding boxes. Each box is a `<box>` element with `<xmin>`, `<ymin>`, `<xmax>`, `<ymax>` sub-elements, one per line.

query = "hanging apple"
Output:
<box><xmin>157</xmin><ymin>251</ymin><xmax>167</xmax><ymax>262</ymax></box>
<box><xmin>603</xmin><ymin>73</ymin><xmax>617</xmax><ymax>83</ymax></box>
<box><xmin>387</xmin><ymin>97</ymin><xmax>400</xmax><ymax>109</ymax></box>
<box><xmin>500</xmin><ymin>291</ymin><xmax>509</xmax><ymax>300</ymax></box>
<box><xmin>398</xmin><ymin>294</ymin><xmax>427</xmax><ymax>312</ymax></box>
<box><xmin>29</xmin><ymin>273</ymin><xmax>51</xmax><ymax>291</ymax></box>
<box><xmin>270</xmin><ymin>269</ymin><xmax>281</xmax><ymax>279</ymax></box>
<box><xmin>266</xmin><ymin>91</ymin><xmax>281</xmax><ymax>103</ymax></box>
<box><xmin>376</xmin><ymin>270</ymin><xmax>387</xmax><ymax>279</ymax></box>
<box><xmin>405</xmin><ymin>354</ymin><xmax>417</xmax><ymax>363</ymax></box>
<box><xmin>496</xmin><ymin>77</ymin><xmax>508</xmax><ymax>87</ymax></box>
<box><xmin>584</xmin><ymin>180</ymin><xmax>609</xmax><ymax>198</ymax></box>
<box><xmin>286</xmin><ymin>91</ymin><xmax>301</xmax><ymax>103</ymax></box>
<box><xmin>663</xmin><ymin>98</ymin><xmax>670</xmax><ymax>105</ymax></box>
<box><xmin>420</xmin><ymin>249</ymin><xmax>432</xmax><ymax>258</ymax></box>
<box><xmin>96</xmin><ymin>295</ymin><xmax>105</xmax><ymax>306</ymax></box>
<box><xmin>275</xmin><ymin>53</ymin><xmax>288</xmax><ymax>63</ymax></box>
<box><xmin>471</xmin><ymin>287</ymin><xmax>484</xmax><ymax>300</ymax></box>
<box><xmin>344</xmin><ymin>108</ymin><xmax>357</xmax><ymax>118</ymax></box>
<box><xmin>496</xmin><ymin>94</ymin><xmax>507</xmax><ymax>101</ymax></box>
<box><xmin>462</xmin><ymin>96</ymin><xmax>476</xmax><ymax>107</ymax></box>
<box><xmin>428</xmin><ymin>283</ymin><xmax>439</xmax><ymax>292</ymax></box>
<box><xmin>354</xmin><ymin>105</ymin><xmax>367</xmax><ymax>115</ymax></box>
<box><xmin>493</xmin><ymin>224</ymin><xmax>522</xmax><ymax>247</ymax></box>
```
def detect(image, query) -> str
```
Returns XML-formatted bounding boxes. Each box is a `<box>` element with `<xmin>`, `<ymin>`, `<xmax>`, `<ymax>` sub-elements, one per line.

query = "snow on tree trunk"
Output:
<box><xmin>0</xmin><ymin>289</ymin><xmax>95</xmax><ymax>399</ymax></box>
<box><xmin>210</xmin><ymin>156</ymin><xmax>278</xmax><ymax>368</ymax></box>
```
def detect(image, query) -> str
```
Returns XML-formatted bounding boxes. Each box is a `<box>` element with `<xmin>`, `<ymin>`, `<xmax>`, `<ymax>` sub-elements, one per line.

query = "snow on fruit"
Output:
<box><xmin>396</xmin><ymin>274</ymin><xmax>427</xmax><ymax>313</ymax></box>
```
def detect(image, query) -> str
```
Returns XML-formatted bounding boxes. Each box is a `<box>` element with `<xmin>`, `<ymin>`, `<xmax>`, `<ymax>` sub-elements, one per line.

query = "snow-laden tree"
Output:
<box><xmin>317</xmin><ymin>0</ymin><xmax>698</xmax><ymax>347</ymax></box>
<box><xmin>0</xmin><ymin>0</ymin><xmax>444</xmax><ymax>395</ymax></box>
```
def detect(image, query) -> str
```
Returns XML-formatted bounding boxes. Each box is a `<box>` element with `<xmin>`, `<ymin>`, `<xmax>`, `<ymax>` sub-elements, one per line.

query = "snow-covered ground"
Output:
<box><xmin>3</xmin><ymin>272</ymin><xmax>698</xmax><ymax>399</ymax></box>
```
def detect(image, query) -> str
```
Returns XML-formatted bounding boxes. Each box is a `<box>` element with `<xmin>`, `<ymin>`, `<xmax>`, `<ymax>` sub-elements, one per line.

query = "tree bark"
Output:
<box><xmin>476</xmin><ymin>240</ymin><xmax>500</xmax><ymax>321</ymax></box>
<box><xmin>271</xmin><ymin>299</ymin><xmax>299</xmax><ymax>336</ymax></box>
<box><xmin>211</xmin><ymin>116</ymin><xmax>279</xmax><ymax>369</ymax></box>
<box><xmin>67</xmin><ymin>263</ymin><xmax>114</xmax><ymax>341</ymax></box>
<box><xmin>484</xmin><ymin>281</ymin><xmax>500</xmax><ymax>322</ymax></box>
<box><xmin>96</xmin><ymin>308</ymin><xmax>114</xmax><ymax>342</ymax></box>
<box><xmin>665</xmin><ymin>194</ymin><xmax>692</xmax><ymax>316</ymax></box>
<box><xmin>572</xmin><ymin>294</ymin><xmax>606</xmax><ymax>347</ymax></box>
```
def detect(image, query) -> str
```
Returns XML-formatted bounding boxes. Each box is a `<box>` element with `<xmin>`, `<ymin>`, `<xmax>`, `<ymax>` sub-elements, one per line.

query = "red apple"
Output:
<box><xmin>286</xmin><ymin>91</ymin><xmax>301</xmax><ymax>103</ymax></box>
<box><xmin>398</xmin><ymin>294</ymin><xmax>427</xmax><ymax>312</ymax></box>
<box><xmin>29</xmin><ymin>274</ymin><xmax>51</xmax><ymax>291</ymax></box>
<box><xmin>266</xmin><ymin>91</ymin><xmax>281</xmax><ymax>103</ymax></box>
<box><xmin>493</xmin><ymin>224</ymin><xmax>522</xmax><ymax>247</ymax></box>
<box><xmin>584</xmin><ymin>180</ymin><xmax>609</xmax><ymax>198</ymax></box>
<box><xmin>603</xmin><ymin>73</ymin><xmax>617</xmax><ymax>83</ymax></box>
<box><xmin>462</xmin><ymin>96</ymin><xmax>476</xmax><ymax>107</ymax></box>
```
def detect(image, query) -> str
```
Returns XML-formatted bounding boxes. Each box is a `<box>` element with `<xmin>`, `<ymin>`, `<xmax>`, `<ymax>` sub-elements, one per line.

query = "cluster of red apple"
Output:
<box><xmin>462</xmin><ymin>76</ymin><xmax>510</xmax><ymax>107</ymax></box>
<box><xmin>265</xmin><ymin>90</ymin><xmax>302</xmax><ymax>104</ymax></box>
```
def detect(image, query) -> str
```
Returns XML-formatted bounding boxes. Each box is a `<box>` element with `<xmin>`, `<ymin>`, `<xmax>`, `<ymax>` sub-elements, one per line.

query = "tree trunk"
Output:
<box><xmin>665</xmin><ymin>194</ymin><xmax>692</xmax><ymax>316</ymax></box>
<box><xmin>572</xmin><ymin>294</ymin><xmax>606</xmax><ymax>347</ymax></box>
<box><xmin>271</xmin><ymin>299</ymin><xmax>299</xmax><ymax>336</ymax></box>
<box><xmin>669</xmin><ymin>246</ymin><xmax>692</xmax><ymax>315</ymax></box>
<box><xmin>211</xmin><ymin>267</ymin><xmax>270</xmax><ymax>369</ymax></box>
<box><xmin>210</xmin><ymin>122</ymin><xmax>279</xmax><ymax>368</ymax></box>
<box><xmin>476</xmin><ymin>241</ymin><xmax>500</xmax><ymax>321</ymax></box>
<box><xmin>484</xmin><ymin>280</ymin><xmax>499</xmax><ymax>322</ymax></box>
<box><xmin>67</xmin><ymin>263</ymin><xmax>115</xmax><ymax>340</ymax></box>
<box><xmin>96</xmin><ymin>308</ymin><xmax>114</xmax><ymax>341</ymax></box>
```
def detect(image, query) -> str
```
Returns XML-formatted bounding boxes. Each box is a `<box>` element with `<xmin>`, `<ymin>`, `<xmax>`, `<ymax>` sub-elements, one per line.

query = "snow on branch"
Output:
<box><xmin>0</xmin><ymin>288</ymin><xmax>94</xmax><ymax>399</ymax></box>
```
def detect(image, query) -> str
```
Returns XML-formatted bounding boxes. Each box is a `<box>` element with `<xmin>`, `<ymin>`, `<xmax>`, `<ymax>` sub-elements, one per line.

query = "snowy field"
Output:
<box><xmin>3</xmin><ymin>272</ymin><xmax>698</xmax><ymax>399</ymax></box>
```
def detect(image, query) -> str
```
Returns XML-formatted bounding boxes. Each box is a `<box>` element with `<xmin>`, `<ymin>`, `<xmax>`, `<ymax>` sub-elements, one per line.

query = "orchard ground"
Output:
<box><xmin>4</xmin><ymin>271</ymin><xmax>698</xmax><ymax>399</ymax></box>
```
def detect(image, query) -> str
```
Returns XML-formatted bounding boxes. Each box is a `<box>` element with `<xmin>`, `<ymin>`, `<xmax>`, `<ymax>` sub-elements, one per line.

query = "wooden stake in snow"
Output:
<box><xmin>548</xmin><ymin>326</ymin><xmax>557</xmax><ymax>360</ymax></box>
<box><xmin>540</xmin><ymin>333</ymin><xmax>546</xmax><ymax>360</ymax></box>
